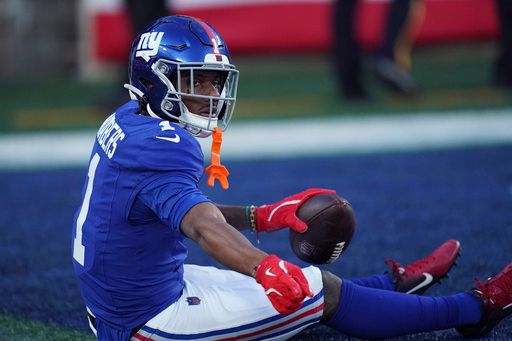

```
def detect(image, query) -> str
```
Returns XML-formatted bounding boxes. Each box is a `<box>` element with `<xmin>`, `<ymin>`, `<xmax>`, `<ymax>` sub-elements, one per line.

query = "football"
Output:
<box><xmin>289</xmin><ymin>193</ymin><xmax>356</xmax><ymax>264</ymax></box>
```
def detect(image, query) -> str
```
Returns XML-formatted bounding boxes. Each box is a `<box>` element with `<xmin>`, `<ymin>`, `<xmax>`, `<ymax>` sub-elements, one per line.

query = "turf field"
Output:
<box><xmin>1</xmin><ymin>145</ymin><xmax>512</xmax><ymax>340</ymax></box>
<box><xmin>1</xmin><ymin>43</ymin><xmax>512</xmax><ymax>340</ymax></box>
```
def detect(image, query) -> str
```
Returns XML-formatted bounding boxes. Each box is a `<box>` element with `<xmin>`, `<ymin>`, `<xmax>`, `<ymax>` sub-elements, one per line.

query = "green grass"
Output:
<box><xmin>235</xmin><ymin>43</ymin><xmax>512</xmax><ymax>118</ymax></box>
<box><xmin>0</xmin><ymin>42</ymin><xmax>511</xmax><ymax>133</ymax></box>
<box><xmin>0</xmin><ymin>314</ymin><xmax>94</xmax><ymax>341</ymax></box>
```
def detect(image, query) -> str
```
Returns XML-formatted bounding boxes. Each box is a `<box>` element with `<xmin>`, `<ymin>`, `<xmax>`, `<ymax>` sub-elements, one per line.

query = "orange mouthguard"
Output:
<box><xmin>204</xmin><ymin>127</ymin><xmax>230</xmax><ymax>190</ymax></box>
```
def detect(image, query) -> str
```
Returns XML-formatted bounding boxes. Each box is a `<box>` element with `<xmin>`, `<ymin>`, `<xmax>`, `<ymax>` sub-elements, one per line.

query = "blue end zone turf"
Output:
<box><xmin>1</xmin><ymin>145</ymin><xmax>511</xmax><ymax>340</ymax></box>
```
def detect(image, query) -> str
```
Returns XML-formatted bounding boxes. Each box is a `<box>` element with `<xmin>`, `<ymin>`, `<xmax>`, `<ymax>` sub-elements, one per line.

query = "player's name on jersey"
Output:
<box><xmin>96</xmin><ymin>114</ymin><xmax>125</xmax><ymax>159</ymax></box>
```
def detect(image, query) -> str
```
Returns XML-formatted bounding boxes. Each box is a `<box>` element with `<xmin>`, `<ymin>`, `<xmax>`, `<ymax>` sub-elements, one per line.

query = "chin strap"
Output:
<box><xmin>204</xmin><ymin>128</ymin><xmax>229</xmax><ymax>190</ymax></box>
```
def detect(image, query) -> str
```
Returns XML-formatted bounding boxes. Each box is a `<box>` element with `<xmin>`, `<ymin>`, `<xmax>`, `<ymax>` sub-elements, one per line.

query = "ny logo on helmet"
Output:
<box><xmin>136</xmin><ymin>32</ymin><xmax>164</xmax><ymax>62</ymax></box>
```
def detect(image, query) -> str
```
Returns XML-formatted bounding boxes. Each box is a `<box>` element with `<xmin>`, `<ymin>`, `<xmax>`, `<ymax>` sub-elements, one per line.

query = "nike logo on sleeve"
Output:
<box><xmin>156</xmin><ymin>135</ymin><xmax>180</xmax><ymax>143</ymax></box>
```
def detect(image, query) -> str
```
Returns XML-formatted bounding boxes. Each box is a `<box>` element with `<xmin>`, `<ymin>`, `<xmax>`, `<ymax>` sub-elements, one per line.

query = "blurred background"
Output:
<box><xmin>1</xmin><ymin>0</ymin><xmax>512</xmax><ymax>340</ymax></box>
<box><xmin>0</xmin><ymin>0</ymin><xmax>511</xmax><ymax>133</ymax></box>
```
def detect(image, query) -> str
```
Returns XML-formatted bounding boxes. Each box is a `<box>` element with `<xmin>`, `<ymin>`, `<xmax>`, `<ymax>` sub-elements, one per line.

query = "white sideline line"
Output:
<box><xmin>0</xmin><ymin>109</ymin><xmax>511</xmax><ymax>170</ymax></box>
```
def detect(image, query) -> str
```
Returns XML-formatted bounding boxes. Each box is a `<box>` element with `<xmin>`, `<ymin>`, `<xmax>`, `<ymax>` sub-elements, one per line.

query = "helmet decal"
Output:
<box><xmin>195</xmin><ymin>18</ymin><xmax>223</xmax><ymax>61</ymax></box>
<box><xmin>135</xmin><ymin>32</ymin><xmax>164</xmax><ymax>62</ymax></box>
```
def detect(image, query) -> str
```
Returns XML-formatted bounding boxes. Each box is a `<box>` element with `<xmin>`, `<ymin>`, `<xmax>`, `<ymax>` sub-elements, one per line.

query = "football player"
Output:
<box><xmin>72</xmin><ymin>15</ymin><xmax>512</xmax><ymax>340</ymax></box>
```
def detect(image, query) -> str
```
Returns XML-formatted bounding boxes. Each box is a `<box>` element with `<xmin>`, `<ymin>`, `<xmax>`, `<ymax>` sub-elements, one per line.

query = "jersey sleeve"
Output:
<box><xmin>114</xmin><ymin>115</ymin><xmax>209</xmax><ymax>229</ymax></box>
<box><xmin>137</xmin><ymin>137</ymin><xmax>204</xmax><ymax>176</ymax></box>
<box><xmin>137</xmin><ymin>174</ymin><xmax>210</xmax><ymax>231</ymax></box>
<box><xmin>114</xmin><ymin>116</ymin><xmax>205</xmax><ymax>182</ymax></box>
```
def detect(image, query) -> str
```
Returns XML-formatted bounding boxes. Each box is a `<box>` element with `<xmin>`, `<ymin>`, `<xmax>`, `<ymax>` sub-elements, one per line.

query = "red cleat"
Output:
<box><xmin>456</xmin><ymin>262</ymin><xmax>512</xmax><ymax>338</ymax></box>
<box><xmin>385</xmin><ymin>239</ymin><xmax>461</xmax><ymax>295</ymax></box>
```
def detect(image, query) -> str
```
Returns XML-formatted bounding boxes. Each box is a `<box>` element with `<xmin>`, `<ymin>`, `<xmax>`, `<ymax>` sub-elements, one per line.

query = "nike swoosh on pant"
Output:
<box><xmin>406</xmin><ymin>272</ymin><xmax>434</xmax><ymax>294</ymax></box>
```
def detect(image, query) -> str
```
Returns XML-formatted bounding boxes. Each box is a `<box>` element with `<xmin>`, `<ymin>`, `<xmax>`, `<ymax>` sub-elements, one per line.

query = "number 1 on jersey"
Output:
<box><xmin>73</xmin><ymin>153</ymin><xmax>100</xmax><ymax>266</ymax></box>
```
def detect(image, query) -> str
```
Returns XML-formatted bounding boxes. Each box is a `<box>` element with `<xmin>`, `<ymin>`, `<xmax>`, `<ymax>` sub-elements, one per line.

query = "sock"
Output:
<box><xmin>348</xmin><ymin>274</ymin><xmax>395</xmax><ymax>291</ymax></box>
<box><xmin>326</xmin><ymin>280</ymin><xmax>482</xmax><ymax>339</ymax></box>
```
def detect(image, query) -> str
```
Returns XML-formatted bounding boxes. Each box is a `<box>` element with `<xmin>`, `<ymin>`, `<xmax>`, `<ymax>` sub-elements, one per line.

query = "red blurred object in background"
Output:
<box><xmin>92</xmin><ymin>0</ymin><xmax>498</xmax><ymax>62</ymax></box>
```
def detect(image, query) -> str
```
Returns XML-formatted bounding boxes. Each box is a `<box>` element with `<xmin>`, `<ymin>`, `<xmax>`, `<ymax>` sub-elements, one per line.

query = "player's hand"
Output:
<box><xmin>255</xmin><ymin>188</ymin><xmax>336</xmax><ymax>233</ymax></box>
<box><xmin>255</xmin><ymin>255</ymin><xmax>314</xmax><ymax>314</ymax></box>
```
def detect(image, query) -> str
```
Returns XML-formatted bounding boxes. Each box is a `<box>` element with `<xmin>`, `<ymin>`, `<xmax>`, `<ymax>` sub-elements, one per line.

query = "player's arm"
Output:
<box><xmin>181</xmin><ymin>201</ymin><xmax>314</xmax><ymax>314</ymax></box>
<box><xmin>181</xmin><ymin>202</ymin><xmax>266</xmax><ymax>276</ymax></box>
<box><xmin>215</xmin><ymin>204</ymin><xmax>251</xmax><ymax>231</ymax></box>
<box><xmin>216</xmin><ymin>188</ymin><xmax>336</xmax><ymax>233</ymax></box>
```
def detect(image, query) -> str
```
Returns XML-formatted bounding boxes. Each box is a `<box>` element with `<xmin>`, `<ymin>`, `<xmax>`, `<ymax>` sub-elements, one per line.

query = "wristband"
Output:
<box><xmin>246</xmin><ymin>205</ymin><xmax>257</xmax><ymax>232</ymax></box>
<box><xmin>249</xmin><ymin>205</ymin><xmax>256</xmax><ymax>232</ymax></box>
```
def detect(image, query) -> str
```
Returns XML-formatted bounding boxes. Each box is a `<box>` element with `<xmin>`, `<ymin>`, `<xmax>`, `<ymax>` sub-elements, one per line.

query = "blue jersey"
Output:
<box><xmin>72</xmin><ymin>101</ymin><xmax>210</xmax><ymax>331</ymax></box>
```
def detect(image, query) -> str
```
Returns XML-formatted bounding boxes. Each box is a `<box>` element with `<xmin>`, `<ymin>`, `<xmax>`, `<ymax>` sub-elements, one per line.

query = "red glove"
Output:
<box><xmin>255</xmin><ymin>188</ymin><xmax>336</xmax><ymax>233</ymax></box>
<box><xmin>255</xmin><ymin>255</ymin><xmax>314</xmax><ymax>314</ymax></box>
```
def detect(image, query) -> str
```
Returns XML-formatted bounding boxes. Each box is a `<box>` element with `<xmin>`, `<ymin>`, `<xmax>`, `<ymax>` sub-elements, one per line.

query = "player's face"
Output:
<box><xmin>178</xmin><ymin>70</ymin><xmax>224</xmax><ymax>117</ymax></box>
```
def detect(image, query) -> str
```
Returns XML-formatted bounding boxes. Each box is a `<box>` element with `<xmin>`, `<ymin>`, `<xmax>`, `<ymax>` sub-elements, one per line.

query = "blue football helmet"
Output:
<box><xmin>125</xmin><ymin>15</ymin><xmax>239</xmax><ymax>137</ymax></box>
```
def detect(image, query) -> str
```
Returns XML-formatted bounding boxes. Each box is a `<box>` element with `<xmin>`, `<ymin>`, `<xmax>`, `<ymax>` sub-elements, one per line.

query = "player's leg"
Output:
<box><xmin>494</xmin><ymin>0</ymin><xmax>512</xmax><ymax>87</ymax></box>
<box><xmin>375</xmin><ymin>0</ymin><xmax>413</xmax><ymax>61</ymax></box>
<box><xmin>132</xmin><ymin>264</ymin><xmax>325</xmax><ymax>341</ymax></box>
<box><xmin>333</xmin><ymin>0</ymin><xmax>367</xmax><ymax>99</ymax></box>
<box><xmin>349</xmin><ymin>239</ymin><xmax>460</xmax><ymax>294</ymax></box>
<box><xmin>321</xmin><ymin>262</ymin><xmax>512</xmax><ymax>339</ymax></box>
<box><xmin>372</xmin><ymin>0</ymin><xmax>418</xmax><ymax>95</ymax></box>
